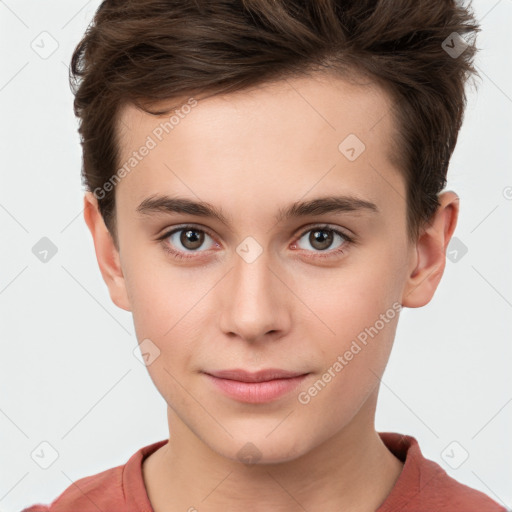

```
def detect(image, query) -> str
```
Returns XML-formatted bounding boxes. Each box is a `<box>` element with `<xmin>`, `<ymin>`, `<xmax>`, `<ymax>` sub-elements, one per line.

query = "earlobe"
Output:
<box><xmin>401</xmin><ymin>191</ymin><xmax>460</xmax><ymax>308</ymax></box>
<box><xmin>83</xmin><ymin>192</ymin><xmax>132</xmax><ymax>312</ymax></box>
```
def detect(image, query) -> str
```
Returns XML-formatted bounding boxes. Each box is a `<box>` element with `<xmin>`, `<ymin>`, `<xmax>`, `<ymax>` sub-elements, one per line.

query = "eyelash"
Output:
<box><xmin>157</xmin><ymin>224</ymin><xmax>355</xmax><ymax>261</ymax></box>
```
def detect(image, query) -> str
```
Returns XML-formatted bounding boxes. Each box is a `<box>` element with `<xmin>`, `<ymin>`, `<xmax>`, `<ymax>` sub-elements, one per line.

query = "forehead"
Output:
<box><xmin>118</xmin><ymin>72</ymin><xmax>396</xmax><ymax>156</ymax></box>
<box><xmin>114</xmin><ymin>73</ymin><xmax>405</xmax><ymax>226</ymax></box>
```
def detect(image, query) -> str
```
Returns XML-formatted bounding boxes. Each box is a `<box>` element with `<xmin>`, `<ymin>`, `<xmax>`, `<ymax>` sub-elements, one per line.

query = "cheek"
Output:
<box><xmin>299</xmin><ymin>265</ymin><xmax>401</xmax><ymax>337</ymax></box>
<box><xmin>126</xmin><ymin>268</ymin><xmax>200</xmax><ymax>406</ymax></box>
<box><xmin>293</xmin><ymin>248</ymin><xmax>404</xmax><ymax>376</ymax></box>
<box><xmin>124</xmin><ymin>248</ymin><xmax>207</xmax><ymax>335</ymax></box>
<box><xmin>124</xmin><ymin>258</ymin><xmax>218</xmax><ymax>387</ymax></box>
<box><xmin>295</xmin><ymin>309</ymin><xmax>400</xmax><ymax>435</ymax></box>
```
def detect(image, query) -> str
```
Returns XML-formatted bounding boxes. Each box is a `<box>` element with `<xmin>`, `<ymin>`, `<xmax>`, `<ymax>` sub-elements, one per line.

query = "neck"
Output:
<box><xmin>143</xmin><ymin>391</ymin><xmax>404</xmax><ymax>512</ymax></box>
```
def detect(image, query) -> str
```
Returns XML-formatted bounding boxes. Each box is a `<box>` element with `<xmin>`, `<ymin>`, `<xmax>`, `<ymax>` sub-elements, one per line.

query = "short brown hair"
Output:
<box><xmin>70</xmin><ymin>0</ymin><xmax>479</xmax><ymax>246</ymax></box>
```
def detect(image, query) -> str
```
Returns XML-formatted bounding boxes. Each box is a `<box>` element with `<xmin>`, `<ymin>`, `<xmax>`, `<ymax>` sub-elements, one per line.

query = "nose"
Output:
<box><xmin>218</xmin><ymin>248</ymin><xmax>291</xmax><ymax>344</ymax></box>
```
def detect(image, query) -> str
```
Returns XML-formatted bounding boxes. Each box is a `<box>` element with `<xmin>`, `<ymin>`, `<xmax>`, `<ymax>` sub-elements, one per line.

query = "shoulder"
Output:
<box><xmin>21</xmin><ymin>464</ymin><xmax>125</xmax><ymax>512</ymax></box>
<box><xmin>378</xmin><ymin>432</ymin><xmax>507</xmax><ymax>512</ymax></box>
<box><xmin>419</xmin><ymin>458</ymin><xmax>507</xmax><ymax>511</ymax></box>
<box><xmin>21</xmin><ymin>439</ymin><xmax>168</xmax><ymax>512</ymax></box>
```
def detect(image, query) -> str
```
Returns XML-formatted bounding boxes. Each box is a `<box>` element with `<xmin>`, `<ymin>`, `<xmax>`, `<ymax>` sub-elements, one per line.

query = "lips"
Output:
<box><xmin>203</xmin><ymin>368</ymin><xmax>310</xmax><ymax>404</ymax></box>
<box><xmin>204</xmin><ymin>368</ymin><xmax>308</xmax><ymax>383</ymax></box>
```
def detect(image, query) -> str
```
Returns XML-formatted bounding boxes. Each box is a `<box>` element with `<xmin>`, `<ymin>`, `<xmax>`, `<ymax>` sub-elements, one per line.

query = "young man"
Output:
<box><xmin>23</xmin><ymin>0</ymin><xmax>507</xmax><ymax>511</ymax></box>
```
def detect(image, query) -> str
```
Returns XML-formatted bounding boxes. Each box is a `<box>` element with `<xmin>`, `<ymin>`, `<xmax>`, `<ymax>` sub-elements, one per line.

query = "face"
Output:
<box><xmin>92</xmin><ymin>73</ymin><xmax>431</xmax><ymax>463</ymax></box>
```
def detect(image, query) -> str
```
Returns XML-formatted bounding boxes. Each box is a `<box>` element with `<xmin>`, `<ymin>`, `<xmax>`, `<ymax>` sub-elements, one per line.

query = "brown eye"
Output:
<box><xmin>180</xmin><ymin>228</ymin><xmax>205</xmax><ymax>250</ymax></box>
<box><xmin>309</xmin><ymin>229</ymin><xmax>334</xmax><ymax>251</ymax></box>
<box><xmin>161</xmin><ymin>226</ymin><xmax>216</xmax><ymax>255</ymax></box>
<box><xmin>293</xmin><ymin>225</ymin><xmax>352</xmax><ymax>258</ymax></box>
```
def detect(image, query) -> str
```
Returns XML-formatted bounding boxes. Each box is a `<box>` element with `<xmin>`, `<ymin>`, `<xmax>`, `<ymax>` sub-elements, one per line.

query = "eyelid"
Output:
<box><xmin>157</xmin><ymin>223</ymin><xmax>217</xmax><ymax>241</ymax></box>
<box><xmin>294</xmin><ymin>223</ymin><xmax>356</xmax><ymax>243</ymax></box>
<box><xmin>158</xmin><ymin>223</ymin><xmax>354</xmax><ymax>243</ymax></box>
<box><xmin>157</xmin><ymin>222</ymin><xmax>356</xmax><ymax>259</ymax></box>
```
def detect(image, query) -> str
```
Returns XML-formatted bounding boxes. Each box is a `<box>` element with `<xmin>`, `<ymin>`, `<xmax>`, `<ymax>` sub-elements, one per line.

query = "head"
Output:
<box><xmin>74</xmin><ymin>0</ymin><xmax>478</xmax><ymax>463</ymax></box>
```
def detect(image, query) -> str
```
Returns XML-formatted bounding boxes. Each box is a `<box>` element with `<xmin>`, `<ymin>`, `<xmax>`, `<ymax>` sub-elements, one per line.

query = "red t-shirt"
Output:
<box><xmin>22</xmin><ymin>432</ymin><xmax>506</xmax><ymax>512</ymax></box>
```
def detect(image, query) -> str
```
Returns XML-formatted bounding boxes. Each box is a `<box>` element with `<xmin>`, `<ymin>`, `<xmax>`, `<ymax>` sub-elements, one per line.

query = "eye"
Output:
<box><xmin>157</xmin><ymin>223</ymin><xmax>354</xmax><ymax>262</ymax></box>
<box><xmin>158</xmin><ymin>225</ymin><xmax>218</xmax><ymax>260</ymax></box>
<box><xmin>291</xmin><ymin>225</ymin><xmax>354</xmax><ymax>258</ymax></box>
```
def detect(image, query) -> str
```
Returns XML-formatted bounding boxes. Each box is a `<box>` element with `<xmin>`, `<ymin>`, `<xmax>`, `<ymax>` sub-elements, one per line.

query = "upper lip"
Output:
<box><xmin>204</xmin><ymin>368</ymin><xmax>308</xmax><ymax>383</ymax></box>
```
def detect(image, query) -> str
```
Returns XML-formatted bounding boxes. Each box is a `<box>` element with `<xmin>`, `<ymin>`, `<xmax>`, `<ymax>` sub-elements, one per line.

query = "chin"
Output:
<box><xmin>205</xmin><ymin>426</ymin><xmax>312</xmax><ymax>466</ymax></box>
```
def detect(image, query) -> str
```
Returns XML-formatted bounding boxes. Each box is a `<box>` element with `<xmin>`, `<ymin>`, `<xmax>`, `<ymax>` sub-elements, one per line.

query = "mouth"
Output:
<box><xmin>202</xmin><ymin>368</ymin><xmax>310</xmax><ymax>403</ymax></box>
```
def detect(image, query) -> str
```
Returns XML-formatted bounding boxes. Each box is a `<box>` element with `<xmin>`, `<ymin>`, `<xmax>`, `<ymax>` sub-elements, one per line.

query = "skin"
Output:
<box><xmin>84</xmin><ymin>72</ymin><xmax>459</xmax><ymax>512</ymax></box>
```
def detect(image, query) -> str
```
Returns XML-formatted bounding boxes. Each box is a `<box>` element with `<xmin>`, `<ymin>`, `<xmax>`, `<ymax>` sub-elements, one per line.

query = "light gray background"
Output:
<box><xmin>1</xmin><ymin>1</ymin><xmax>511</xmax><ymax>510</ymax></box>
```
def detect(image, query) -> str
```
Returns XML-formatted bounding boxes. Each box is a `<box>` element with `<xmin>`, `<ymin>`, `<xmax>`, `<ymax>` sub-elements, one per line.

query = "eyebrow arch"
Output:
<box><xmin>136</xmin><ymin>194</ymin><xmax>379</xmax><ymax>226</ymax></box>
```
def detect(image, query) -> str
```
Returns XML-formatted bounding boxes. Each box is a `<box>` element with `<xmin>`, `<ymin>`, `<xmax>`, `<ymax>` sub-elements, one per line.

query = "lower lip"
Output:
<box><xmin>204</xmin><ymin>373</ymin><xmax>309</xmax><ymax>403</ymax></box>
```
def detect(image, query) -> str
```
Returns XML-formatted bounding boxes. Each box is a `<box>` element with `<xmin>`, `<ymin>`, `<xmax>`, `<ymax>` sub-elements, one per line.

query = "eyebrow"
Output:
<box><xmin>136</xmin><ymin>194</ymin><xmax>379</xmax><ymax>225</ymax></box>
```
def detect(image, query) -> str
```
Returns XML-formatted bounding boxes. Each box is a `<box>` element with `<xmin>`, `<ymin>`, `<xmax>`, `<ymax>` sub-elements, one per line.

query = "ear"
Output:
<box><xmin>83</xmin><ymin>191</ymin><xmax>132</xmax><ymax>312</ymax></box>
<box><xmin>402</xmin><ymin>190</ymin><xmax>459</xmax><ymax>308</ymax></box>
